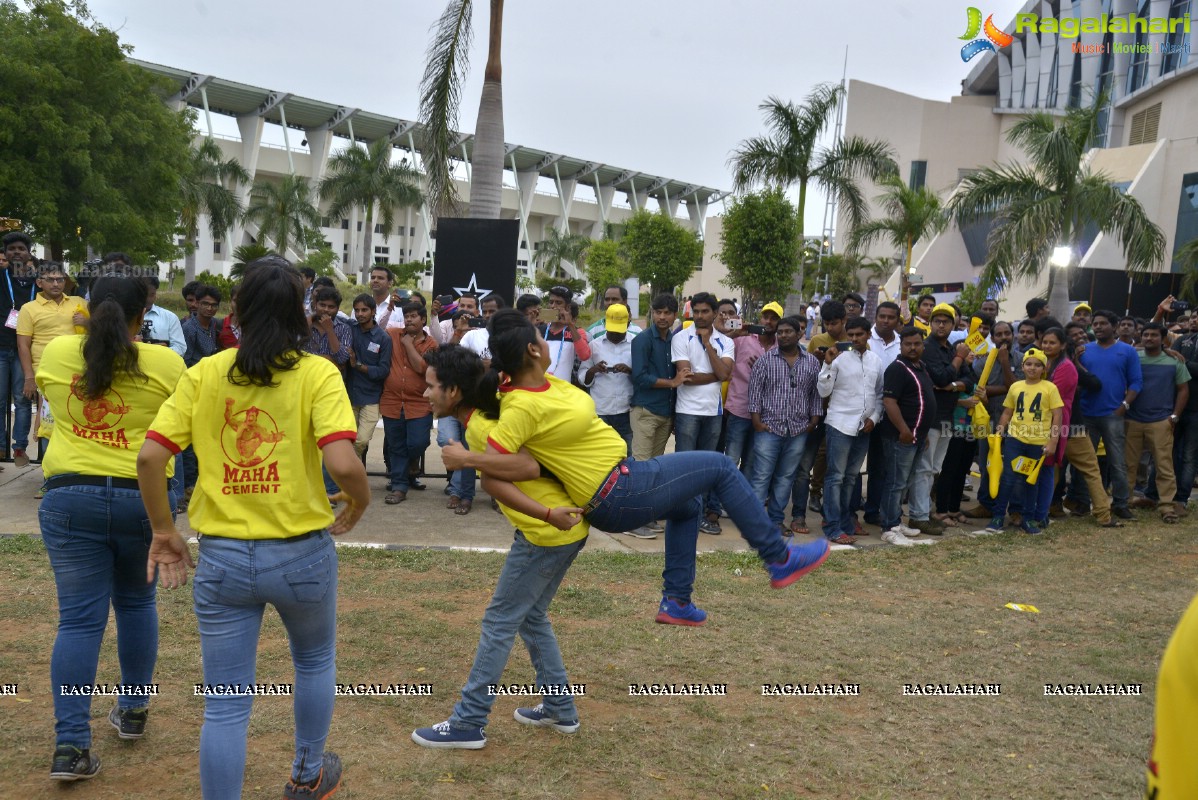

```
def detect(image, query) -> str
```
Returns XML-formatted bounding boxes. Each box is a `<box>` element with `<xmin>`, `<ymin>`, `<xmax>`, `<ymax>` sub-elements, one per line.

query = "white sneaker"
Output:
<box><xmin>894</xmin><ymin>523</ymin><xmax>920</xmax><ymax>536</ymax></box>
<box><xmin>881</xmin><ymin>528</ymin><xmax>915</xmax><ymax>547</ymax></box>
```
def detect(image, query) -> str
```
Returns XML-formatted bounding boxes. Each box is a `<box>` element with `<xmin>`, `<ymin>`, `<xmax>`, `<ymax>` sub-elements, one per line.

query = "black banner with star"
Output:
<box><xmin>432</xmin><ymin>218</ymin><xmax>518</xmax><ymax>316</ymax></box>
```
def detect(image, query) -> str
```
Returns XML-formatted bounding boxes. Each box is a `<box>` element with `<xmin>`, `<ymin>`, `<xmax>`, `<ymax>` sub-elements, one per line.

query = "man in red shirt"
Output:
<box><xmin>381</xmin><ymin>302</ymin><xmax>438</xmax><ymax>504</ymax></box>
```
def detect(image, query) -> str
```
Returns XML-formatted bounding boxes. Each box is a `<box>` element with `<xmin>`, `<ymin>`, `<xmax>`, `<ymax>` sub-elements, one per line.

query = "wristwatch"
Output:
<box><xmin>1171</xmin><ymin>414</ymin><xmax>1179</xmax><ymax>422</ymax></box>
<box><xmin>1121</xmin><ymin>401</ymin><xmax>1130</xmax><ymax>411</ymax></box>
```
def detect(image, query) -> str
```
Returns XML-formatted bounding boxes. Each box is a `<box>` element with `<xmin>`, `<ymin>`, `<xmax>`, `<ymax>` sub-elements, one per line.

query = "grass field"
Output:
<box><xmin>1</xmin><ymin>518</ymin><xmax>1193</xmax><ymax>799</ymax></box>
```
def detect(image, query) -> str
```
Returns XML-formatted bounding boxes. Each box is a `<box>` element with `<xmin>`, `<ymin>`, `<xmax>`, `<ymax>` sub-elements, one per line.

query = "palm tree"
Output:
<box><xmin>244</xmin><ymin>174</ymin><xmax>321</xmax><ymax>258</ymax></box>
<box><xmin>419</xmin><ymin>0</ymin><xmax>506</xmax><ymax>219</ymax></box>
<box><xmin>229</xmin><ymin>243</ymin><xmax>271</xmax><ymax>279</ymax></box>
<box><xmin>847</xmin><ymin>175</ymin><xmax>950</xmax><ymax>307</ymax></box>
<box><xmin>179</xmin><ymin>137</ymin><xmax>250</xmax><ymax>282</ymax></box>
<box><xmin>1174</xmin><ymin>237</ymin><xmax>1198</xmax><ymax>302</ymax></box>
<box><xmin>729</xmin><ymin>84</ymin><xmax>898</xmax><ymax>315</ymax></box>
<box><xmin>949</xmin><ymin>102</ymin><xmax>1165</xmax><ymax>321</ymax></box>
<box><xmin>319</xmin><ymin>139</ymin><xmax>423</xmax><ymax>282</ymax></box>
<box><xmin>535</xmin><ymin>226</ymin><xmax>590</xmax><ymax>279</ymax></box>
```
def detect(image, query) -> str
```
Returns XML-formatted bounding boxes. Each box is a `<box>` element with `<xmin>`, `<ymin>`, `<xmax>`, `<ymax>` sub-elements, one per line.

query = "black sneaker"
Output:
<box><xmin>283</xmin><ymin>751</ymin><xmax>343</xmax><ymax>800</ymax></box>
<box><xmin>1113</xmin><ymin>506</ymin><xmax>1135</xmax><ymax>520</ymax></box>
<box><xmin>109</xmin><ymin>704</ymin><xmax>148</xmax><ymax>739</ymax></box>
<box><xmin>50</xmin><ymin>745</ymin><xmax>100</xmax><ymax>781</ymax></box>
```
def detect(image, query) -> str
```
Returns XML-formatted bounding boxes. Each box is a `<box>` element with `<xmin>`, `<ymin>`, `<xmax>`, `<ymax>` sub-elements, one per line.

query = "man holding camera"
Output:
<box><xmin>542</xmin><ymin>285</ymin><xmax>590</xmax><ymax>382</ymax></box>
<box><xmin>141</xmin><ymin>276</ymin><xmax>186</xmax><ymax>355</ymax></box>
<box><xmin>578</xmin><ymin>304</ymin><xmax>636</xmax><ymax>455</ymax></box>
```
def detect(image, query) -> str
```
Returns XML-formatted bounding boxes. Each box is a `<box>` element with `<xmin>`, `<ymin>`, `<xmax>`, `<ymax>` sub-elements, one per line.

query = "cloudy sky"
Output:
<box><xmin>87</xmin><ymin>0</ymin><xmax>1026</xmax><ymax>229</ymax></box>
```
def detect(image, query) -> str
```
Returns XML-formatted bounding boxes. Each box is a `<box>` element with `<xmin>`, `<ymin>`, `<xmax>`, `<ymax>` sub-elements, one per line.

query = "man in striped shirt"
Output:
<box><xmin>877</xmin><ymin>326</ymin><xmax>937</xmax><ymax>545</ymax></box>
<box><xmin>747</xmin><ymin>316</ymin><xmax>823</xmax><ymax>535</ymax></box>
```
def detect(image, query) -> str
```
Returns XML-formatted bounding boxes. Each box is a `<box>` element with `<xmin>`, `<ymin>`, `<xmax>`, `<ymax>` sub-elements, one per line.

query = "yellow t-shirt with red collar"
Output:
<box><xmin>1146</xmin><ymin>592</ymin><xmax>1198</xmax><ymax>798</ymax></box>
<box><xmin>36</xmin><ymin>337</ymin><xmax>186</xmax><ymax>479</ymax></box>
<box><xmin>486</xmin><ymin>374</ymin><xmax>628</xmax><ymax>508</ymax></box>
<box><xmin>464</xmin><ymin>411</ymin><xmax>588</xmax><ymax>547</ymax></box>
<box><xmin>147</xmin><ymin>349</ymin><xmax>356</xmax><ymax>539</ymax></box>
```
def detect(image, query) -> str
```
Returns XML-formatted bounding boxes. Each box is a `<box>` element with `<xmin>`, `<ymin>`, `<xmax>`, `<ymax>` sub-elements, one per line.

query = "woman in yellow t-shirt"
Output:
<box><xmin>985</xmin><ymin>348</ymin><xmax>1064</xmax><ymax>536</ymax></box>
<box><xmin>37</xmin><ymin>276</ymin><xmax>186</xmax><ymax>782</ymax></box>
<box><xmin>412</xmin><ymin>345</ymin><xmax>588</xmax><ymax>749</ymax></box>
<box><xmin>443</xmin><ymin>310</ymin><xmax>831</xmax><ymax>629</ymax></box>
<box><xmin>137</xmin><ymin>258</ymin><xmax>369</xmax><ymax>800</ymax></box>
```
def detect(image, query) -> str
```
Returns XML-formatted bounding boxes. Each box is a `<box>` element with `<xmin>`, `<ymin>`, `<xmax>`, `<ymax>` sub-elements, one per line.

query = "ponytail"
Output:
<box><xmin>79</xmin><ymin>277</ymin><xmax>147</xmax><ymax>400</ymax></box>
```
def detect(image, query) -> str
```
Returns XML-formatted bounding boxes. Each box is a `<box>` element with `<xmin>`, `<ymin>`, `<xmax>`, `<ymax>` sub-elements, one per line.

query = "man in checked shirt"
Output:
<box><xmin>747</xmin><ymin>316</ymin><xmax>823</xmax><ymax>537</ymax></box>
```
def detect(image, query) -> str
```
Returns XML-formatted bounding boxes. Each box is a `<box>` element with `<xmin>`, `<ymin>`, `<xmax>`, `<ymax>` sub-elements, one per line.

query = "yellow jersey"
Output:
<box><xmin>1146</xmin><ymin>593</ymin><xmax>1198</xmax><ymax>798</ymax></box>
<box><xmin>487</xmin><ymin>374</ymin><xmax>628</xmax><ymax>508</ymax></box>
<box><xmin>37</xmin><ymin>338</ymin><xmax>186</xmax><ymax>479</ymax></box>
<box><xmin>465</xmin><ymin>411</ymin><xmax>588</xmax><ymax>547</ymax></box>
<box><xmin>148</xmin><ymin>349</ymin><xmax>356</xmax><ymax>539</ymax></box>
<box><xmin>1003</xmin><ymin>379</ymin><xmax>1064</xmax><ymax>446</ymax></box>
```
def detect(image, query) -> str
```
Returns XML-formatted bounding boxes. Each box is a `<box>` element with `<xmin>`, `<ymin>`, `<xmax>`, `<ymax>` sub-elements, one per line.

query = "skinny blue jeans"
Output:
<box><xmin>41</xmin><ymin>480</ymin><xmax>176</xmax><ymax>748</ymax></box>
<box><xmin>450</xmin><ymin>531</ymin><xmax>586</xmax><ymax>729</ymax></box>
<box><xmin>193</xmin><ymin>531</ymin><xmax>337</xmax><ymax>798</ymax></box>
<box><xmin>583</xmin><ymin>454</ymin><xmax>790</xmax><ymax>603</ymax></box>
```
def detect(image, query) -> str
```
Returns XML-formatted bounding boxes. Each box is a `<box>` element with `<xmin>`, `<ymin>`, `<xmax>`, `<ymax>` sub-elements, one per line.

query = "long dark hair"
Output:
<box><xmin>424</xmin><ymin>344</ymin><xmax>496</xmax><ymax>418</ymax></box>
<box><xmin>1040</xmin><ymin>327</ymin><xmax>1071</xmax><ymax>380</ymax></box>
<box><xmin>476</xmin><ymin>309</ymin><xmax>540</xmax><ymax>417</ymax></box>
<box><xmin>78</xmin><ymin>277</ymin><xmax>147</xmax><ymax>400</ymax></box>
<box><xmin>228</xmin><ymin>258</ymin><xmax>309</xmax><ymax>387</ymax></box>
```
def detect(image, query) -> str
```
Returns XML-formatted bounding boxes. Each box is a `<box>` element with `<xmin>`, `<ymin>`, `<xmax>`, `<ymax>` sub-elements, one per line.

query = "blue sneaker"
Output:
<box><xmin>411</xmin><ymin>721</ymin><xmax>486</xmax><ymax>749</ymax></box>
<box><xmin>514</xmin><ymin>704</ymin><xmax>580</xmax><ymax>733</ymax></box>
<box><xmin>1022</xmin><ymin>520</ymin><xmax>1043</xmax><ymax>535</ymax></box>
<box><xmin>983</xmin><ymin>515</ymin><xmax>1006</xmax><ymax>534</ymax></box>
<box><xmin>655</xmin><ymin>596</ymin><xmax>708</xmax><ymax>626</ymax></box>
<box><xmin>767</xmin><ymin>539</ymin><xmax>830</xmax><ymax>589</ymax></box>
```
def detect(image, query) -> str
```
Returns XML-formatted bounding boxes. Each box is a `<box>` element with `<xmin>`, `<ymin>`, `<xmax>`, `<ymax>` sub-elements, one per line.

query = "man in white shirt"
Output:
<box><xmin>542</xmin><ymin>285</ymin><xmax>590</xmax><ymax>382</ymax></box>
<box><xmin>671</xmin><ymin>291</ymin><xmax>734</xmax><ymax>534</ymax></box>
<box><xmin>818</xmin><ymin>316</ymin><xmax>884</xmax><ymax>544</ymax></box>
<box><xmin>587</xmin><ymin>285</ymin><xmax>643</xmax><ymax>339</ymax></box>
<box><xmin>579</xmin><ymin>304</ymin><xmax>635</xmax><ymax>455</ymax></box>
<box><xmin>863</xmin><ymin>300</ymin><xmax>902</xmax><ymax>525</ymax></box>
<box><xmin>141</xmin><ymin>277</ymin><xmax>186</xmax><ymax>356</ymax></box>
<box><xmin>458</xmin><ymin>294</ymin><xmax>503</xmax><ymax>365</ymax></box>
<box><xmin>429</xmin><ymin>293</ymin><xmax>479</xmax><ymax>343</ymax></box>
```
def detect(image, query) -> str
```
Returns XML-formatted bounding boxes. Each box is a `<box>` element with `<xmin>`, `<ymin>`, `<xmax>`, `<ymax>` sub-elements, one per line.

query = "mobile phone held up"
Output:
<box><xmin>744</xmin><ymin>324</ymin><xmax>766</xmax><ymax>335</ymax></box>
<box><xmin>468</xmin><ymin>316</ymin><xmax>487</xmax><ymax>328</ymax></box>
<box><xmin>836</xmin><ymin>341</ymin><xmax>853</xmax><ymax>352</ymax></box>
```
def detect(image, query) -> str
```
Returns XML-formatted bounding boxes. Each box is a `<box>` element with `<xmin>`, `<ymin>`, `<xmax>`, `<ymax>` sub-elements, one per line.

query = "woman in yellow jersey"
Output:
<box><xmin>37</xmin><ymin>276</ymin><xmax>186</xmax><ymax>782</ymax></box>
<box><xmin>444</xmin><ymin>310</ymin><xmax>830</xmax><ymax>628</ymax></box>
<box><xmin>137</xmin><ymin>258</ymin><xmax>369</xmax><ymax>800</ymax></box>
<box><xmin>412</xmin><ymin>345</ymin><xmax>587</xmax><ymax>749</ymax></box>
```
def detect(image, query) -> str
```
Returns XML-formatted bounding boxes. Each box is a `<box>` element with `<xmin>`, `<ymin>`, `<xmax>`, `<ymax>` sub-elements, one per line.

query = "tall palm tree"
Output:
<box><xmin>320</xmin><ymin>139</ymin><xmax>423</xmax><ymax>281</ymax></box>
<box><xmin>419</xmin><ymin>0</ymin><xmax>506</xmax><ymax>219</ymax></box>
<box><xmin>729</xmin><ymin>83</ymin><xmax>898</xmax><ymax>315</ymax></box>
<box><xmin>244</xmin><ymin>174</ymin><xmax>321</xmax><ymax>258</ymax></box>
<box><xmin>950</xmin><ymin>102</ymin><xmax>1164</xmax><ymax>321</ymax></box>
<box><xmin>535</xmin><ymin>226</ymin><xmax>590</xmax><ymax>279</ymax></box>
<box><xmin>1173</xmin><ymin>237</ymin><xmax>1198</xmax><ymax>302</ymax></box>
<box><xmin>846</xmin><ymin>175</ymin><xmax>950</xmax><ymax>307</ymax></box>
<box><xmin>179</xmin><ymin>137</ymin><xmax>250</xmax><ymax>281</ymax></box>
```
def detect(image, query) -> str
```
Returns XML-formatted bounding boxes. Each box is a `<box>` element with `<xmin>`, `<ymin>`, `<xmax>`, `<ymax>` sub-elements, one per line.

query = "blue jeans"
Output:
<box><xmin>1086</xmin><ymin>414</ymin><xmax>1129</xmax><ymax>510</ymax></box>
<box><xmin>583</xmin><ymin>454</ymin><xmax>790</xmax><ymax>603</ymax></box>
<box><xmin>193</xmin><ymin>531</ymin><xmax>337</xmax><ymax>798</ymax></box>
<box><xmin>993</xmin><ymin>438</ymin><xmax>1051</xmax><ymax>524</ymax></box>
<box><xmin>880</xmin><ymin>437</ymin><xmax>923</xmax><ymax>531</ymax></box>
<box><xmin>1175</xmin><ymin>410</ymin><xmax>1198</xmax><ymax>504</ymax></box>
<box><xmin>788</xmin><ymin>422</ymin><xmax>825</xmax><ymax>520</ymax></box>
<box><xmin>41</xmin><ymin>480</ymin><xmax>177</xmax><ymax>748</ymax></box>
<box><xmin>674</xmin><ymin>412</ymin><xmax>723</xmax><ymax>515</ymax></box>
<box><xmin>723</xmin><ymin>412</ymin><xmax>756</xmax><ymax>475</ymax></box>
<box><xmin>0</xmin><ymin>347</ymin><xmax>31</xmax><ymax>451</ymax></box>
<box><xmin>383</xmin><ymin>412</ymin><xmax>434</xmax><ymax>493</ymax></box>
<box><xmin>823</xmin><ymin>426</ymin><xmax>870</xmax><ymax>538</ymax></box>
<box><xmin>450</xmin><ymin>531</ymin><xmax>586</xmax><ymax>730</ymax></box>
<box><xmin>438</xmin><ymin>415</ymin><xmax>476</xmax><ymax>501</ymax></box>
<box><xmin>599</xmin><ymin>412</ymin><xmax>633</xmax><ymax>458</ymax></box>
<box><xmin>748</xmin><ymin>430</ymin><xmax>807</xmax><ymax>527</ymax></box>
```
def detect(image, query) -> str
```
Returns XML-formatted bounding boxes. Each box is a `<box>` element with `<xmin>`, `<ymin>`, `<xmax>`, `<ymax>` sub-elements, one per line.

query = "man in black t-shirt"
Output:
<box><xmin>0</xmin><ymin>232</ymin><xmax>39</xmax><ymax>464</ymax></box>
<box><xmin>877</xmin><ymin>327</ymin><xmax>937</xmax><ymax>546</ymax></box>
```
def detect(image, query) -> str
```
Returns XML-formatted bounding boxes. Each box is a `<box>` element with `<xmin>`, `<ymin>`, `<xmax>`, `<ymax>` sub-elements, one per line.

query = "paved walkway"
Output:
<box><xmin>0</xmin><ymin>421</ymin><xmax>974</xmax><ymax>553</ymax></box>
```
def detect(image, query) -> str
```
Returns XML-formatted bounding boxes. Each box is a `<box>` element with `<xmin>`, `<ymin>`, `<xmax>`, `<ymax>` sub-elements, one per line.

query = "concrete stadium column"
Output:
<box><xmin>515</xmin><ymin>166</ymin><xmax>538</xmax><ymax>251</ymax></box>
<box><xmin>304</xmin><ymin>127</ymin><xmax>334</xmax><ymax>188</ymax></box>
<box><xmin>685</xmin><ymin>198</ymin><xmax>708</xmax><ymax>235</ymax></box>
<box><xmin>1024</xmin><ymin>31</ymin><xmax>1040</xmax><ymax>109</ymax></box>
<box><xmin>1038</xmin><ymin>27</ymin><xmax>1056</xmax><ymax>107</ymax></box>
<box><xmin>998</xmin><ymin>51</ymin><xmax>1012</xmax><ymax>109</ymax></box>
<box><xmin>1077</xmin><ymin>0</ymin><xmax>1105</xmax><ymax>94</ymax></box>
<box><xmin>1147</xmin><ymin>0</ymin><xmax>1170</xmax><ymax>76</ymax></box>
<box><xmin>1011</xmin><ymin>38</ymin><xmax>1027</xmax><ymax>108</ymax></box>
<box><xmin>1055</xmin><ymin>22</ymin><xmax>1076</xmax><ymax>109</ymax></box>
<box><xmin>228</xmin><ymin>114</ymin><xmax>264</xmax><ymax>249</ymax></box>
<box><xmin>553</xmin><ymin>169</ymin><xmax>577</xmax><ymax>235</ymax></box>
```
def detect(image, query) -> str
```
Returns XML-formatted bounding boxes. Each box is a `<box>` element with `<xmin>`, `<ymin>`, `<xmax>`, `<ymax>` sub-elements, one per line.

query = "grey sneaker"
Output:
<box><xmin>622</xmin><ymin>527</ymin><xmax>658</xmax><ymax>539</ymax></box>
<box><xmin>50</xmin><ymin>745</ymin><xmax>100</xmax><ymax>781</ymax></box>
<box><xmin>698</xmin><ymin>518</ymin><xmax>722</xmax><ymax>535</ymax></box>
<box><xmin>646</xmin><ymin>520</ymin><xmax>665</xmax><ymax>533</ymax></box>
<box><xmin>109</xmin><ymin>704</ymin><xmax>148</xmax><ymax>739</ymax></box>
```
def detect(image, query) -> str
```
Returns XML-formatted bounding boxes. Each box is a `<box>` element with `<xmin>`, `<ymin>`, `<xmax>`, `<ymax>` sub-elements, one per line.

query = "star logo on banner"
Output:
<box><xmin>452</xmin><ymin>273</ymin><xmax>493</xmax><ymax>302</ymax></box>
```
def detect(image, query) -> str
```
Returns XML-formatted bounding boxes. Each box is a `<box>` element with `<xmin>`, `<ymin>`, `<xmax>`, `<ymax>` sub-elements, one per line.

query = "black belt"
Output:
<box><xmin>199</xmin><ymin>530</ymin><xmax>322</xmax><ymax>544</ymax></box>
<box><xmin>43</xmin><ymin>475</ymin><xmax>141</xmax><ymax>492</ymax></box>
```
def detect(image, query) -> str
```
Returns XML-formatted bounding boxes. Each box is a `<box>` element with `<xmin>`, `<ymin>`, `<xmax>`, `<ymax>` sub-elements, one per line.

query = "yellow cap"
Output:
<box><xmin>604</xmin><ymin>303</ymin><xmax>630</xmax><ymax>334</ymax></box>
<box><xmin>930</xmin><ymin>302</ymin><xmax>957</xmax><ymax>321</ymax></box>
<box><xmin>1073</xmin><ymin>303</ymin><xmax>1092</xmax><ymax>314</ymax></box>
<box><xmin>1022</xmin><ymin>347</ymin><xmax>1047</xmax><ymax>366</ymax></box>
<box><xmin>761</xmin><ymin>301</ymin><xmax>785</xmax><ymax>319</ymax></box>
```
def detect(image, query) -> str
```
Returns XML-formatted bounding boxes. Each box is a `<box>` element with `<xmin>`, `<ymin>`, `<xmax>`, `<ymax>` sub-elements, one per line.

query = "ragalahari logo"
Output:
<box><xmin>960</xmin><ymin>7</ymin><xmax>1014</xmax><ymax>62</ymax></box>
